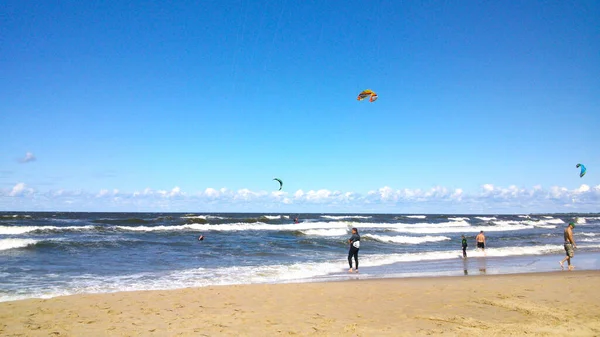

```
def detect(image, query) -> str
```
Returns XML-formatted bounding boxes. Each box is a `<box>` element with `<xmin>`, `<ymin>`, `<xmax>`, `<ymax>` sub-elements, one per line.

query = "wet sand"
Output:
<box><xmin>1</xmin><ymin>271</ymin><xmax>599</xmax><ymax>336</ymax></box>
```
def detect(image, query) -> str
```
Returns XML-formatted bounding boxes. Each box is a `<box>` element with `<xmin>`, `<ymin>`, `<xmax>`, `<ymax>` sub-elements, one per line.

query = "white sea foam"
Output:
<box><xmin>362</xmin><ymin>234</ymin><xmax>450</xmax><ymax>244</ymax></box>
<box><xmin>449</xmin><ymin>217</ymin><xmax>470</xmax><ymax>221</ymax></box>
<box><xmin>0</xmin><ymin>225</ymin><xmax>95</xmax><ymax>235</ymax></box>
<box><xmin>516</xmin><ymin>218</ymin><xmax>564</xmax><ymax>229</ymax></box>
<box><xmin>490</xmin><ymin>220</ymin><xmax>521</xmax><ymax>226</ymax></box>
<box><xmin>363</xmin><ymin>244</ymin><xmax>596</xmax><ymax>265</ymax></box>
<box><xmin>402</xmin><ymin>221</ymin><xmax>471</xmax><ymax>228</ymax></box>
<box><xmin>393</xmin><ymin>223</ymin><xmax>532</xmax><ymax>234</ymax></box>
<box><xmin>0</xmin><ymin>260</ymin><xmax>346</xmax><ymax>302</ymax></box>
<box><xmin>147</xmin><ymin>220</ymin><xmax>539</xmax><ymax>234</ymax></box>
<box><xmin>0</xmin><ymin>214</ymin><xmax>31</xmax><ymax>219</ymax></box>
<box><xmin>119</xmin><ymin>220</ymin><xmax>472</xmax><ymax>233</ymax></box>
<box><xmin>353</xmin><ymin>220</ymin><xmax>472</xmax><ymax>230</ymax></box>
<box><xmin>0</xmin><ymin>239</ymin><xmax>38</xmax><ymax>251</ymax></box>
<box><xmin>543</xmin><ymin>218</ymin><xmax>564</xmax><ymax>224</ymax></box>
<box><xmin>302</xmin><ymin>229</ymin><xmax>349</xmax><ymax>236</ymax></box>
<box><xmin>475</xmin><ymin>217</ymin><xmax>496</xmax><ymax>221</ymax></box>
<box><xmin>321</xmin><ymin>215</ymin><xmax>372</xmax><ymax>220</ymax></box>
<box><xmin>262</xmin><ymin>215</ymin><xmax>282</xmax><ymax>220</ymax></box>
<box><xmin>580</xmin><ymin>232</ymin><xmax>598</xmax><ymax>237</ymax></box>
<box><xmin>405</xmin><ymin>215</ymin><xmax>427</xmax><ymax>219</ymax></box>
<box><xmin>0</xmin><ymin>226</ymin><xmax>41</xmax><ymax>235</ymax></box>
<box><xmin>529</xmin><ymin>224</ymin><xmax>557</xmax><ymax>229</ymax></box>
<box><xmin>48</xmin><ymin>218</ymin><xmax>86</xmax><ymax>224</ymax></box>
<box><xmin>180</xmin><ymin>215</ymin><xmax>227</xmax><ymax>220</ymax></box>
<box><xmin>116</xmin><ymin>224</ymin><xmax>211</xmax><ymax>232</ymax></box>
<box><xmin>4</xmin><ymin>243</ymin><xmax>600</xmax><ymax>303</ymax></box>
<box><xmin>118</xmin><ymin>221</ymin><xmax>350</xmax><ymax>232</ymax></box>
<box><xmin>581</xmin><ymin>238</ymin><xmax>600</xmax><ymax>243</ymax></box>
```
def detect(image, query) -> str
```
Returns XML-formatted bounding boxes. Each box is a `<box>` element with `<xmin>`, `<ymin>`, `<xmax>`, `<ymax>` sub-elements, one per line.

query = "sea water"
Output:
<box><xmin>1</xmin><ymin>212</ymin><xmax>599</xmax><ymax>302</ymax></box>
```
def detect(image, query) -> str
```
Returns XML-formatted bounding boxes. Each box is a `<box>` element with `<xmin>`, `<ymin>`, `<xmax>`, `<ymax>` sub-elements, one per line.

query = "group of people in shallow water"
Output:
<box><xmin>198</xmin><ymin>217</ymin><xmax>580</xmax><ymax>273</ymax></box>
<box><xmin>346</xmin><ymin>221</ymin><xmax>579</xmax><ymax>274</ymax></box>
<box><xmin>460</xmin><ymin>230</ymin><xmax>487</xmax><ymax>258</ymax></box>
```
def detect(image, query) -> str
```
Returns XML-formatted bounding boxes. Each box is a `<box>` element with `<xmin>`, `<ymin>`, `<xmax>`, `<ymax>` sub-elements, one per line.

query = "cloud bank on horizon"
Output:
<box><xmin>1</xmin><ymin>183</ymin><xmax>598</xmax><ymax>214</ymax></box>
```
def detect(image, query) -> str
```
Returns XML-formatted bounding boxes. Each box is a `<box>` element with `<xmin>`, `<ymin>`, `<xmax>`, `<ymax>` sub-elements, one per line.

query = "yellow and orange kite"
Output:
<box><xmin>357</xmin><ymin>89</ymin><xmax>378</xmax><ymax>102</ymax></box>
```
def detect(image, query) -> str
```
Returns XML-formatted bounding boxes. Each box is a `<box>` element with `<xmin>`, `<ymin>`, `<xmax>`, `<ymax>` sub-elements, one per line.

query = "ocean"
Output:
<box><xmin>1</xmin><ymin>212</ymin><xmax>600</xmax><ymax>302</ymax></box>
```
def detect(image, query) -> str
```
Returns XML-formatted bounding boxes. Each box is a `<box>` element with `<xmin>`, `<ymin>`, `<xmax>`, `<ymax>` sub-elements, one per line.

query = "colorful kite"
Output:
<box><xmin>357</xmin><ymin>89</ymin><xmax>378</xmax><ymax>102</ymax></box>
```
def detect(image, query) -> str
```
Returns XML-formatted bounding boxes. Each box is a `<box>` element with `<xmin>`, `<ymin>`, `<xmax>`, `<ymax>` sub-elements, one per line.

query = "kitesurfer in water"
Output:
<box><xmin>294</xmin><ymin>217</ymin><xmax>299</xmax><ymax>224</ymax></box>
<box><xmin>198</xmin><ymin>235</ymin><xmax>204</xmax><ymax>241</ymax></box>
<box><xmin>348</xmin><ymin>228</ymin><xmax>360</xmax><ymax>273</ymax></box>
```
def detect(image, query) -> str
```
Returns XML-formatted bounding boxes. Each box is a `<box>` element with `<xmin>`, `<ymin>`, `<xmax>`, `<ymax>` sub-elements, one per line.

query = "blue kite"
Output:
<box><xmin>273</xmin><ymin>178</ymin><xmax>283</xmax><ymax>190</ymax></box>
<box><xmin>576</xmin><ymin>163</ymin><xmax>586</xmax><ymax>178</ymax></box>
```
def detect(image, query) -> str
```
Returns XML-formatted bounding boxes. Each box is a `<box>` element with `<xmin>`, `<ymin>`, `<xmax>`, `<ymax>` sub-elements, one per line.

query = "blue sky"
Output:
<box><xmin>1</xmin><ymin>1</ymin><xmax>599</xmax><ymax>213</ymax></box>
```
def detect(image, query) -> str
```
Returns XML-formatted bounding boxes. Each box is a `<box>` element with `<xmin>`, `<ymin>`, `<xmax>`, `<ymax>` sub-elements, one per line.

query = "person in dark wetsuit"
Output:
<box><xmin>461</xmin><ymin>234</ymin><xmax>468</xmax><ymax>258</ymax></box>
<box><xmin>347</xmin><ymin>227</ymin><xmax>360</xmax><ymax>273</ymax></box>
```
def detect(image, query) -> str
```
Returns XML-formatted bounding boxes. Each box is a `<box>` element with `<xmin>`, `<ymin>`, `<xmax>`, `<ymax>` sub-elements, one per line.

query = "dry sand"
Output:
<box><xmin>1</xmin><ymin>271</ymin><xmax>599</xmax><ymax>336</ymax></box>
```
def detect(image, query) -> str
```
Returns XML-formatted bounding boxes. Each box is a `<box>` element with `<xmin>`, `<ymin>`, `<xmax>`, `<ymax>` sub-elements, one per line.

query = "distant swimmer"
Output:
<box><xmin>294</xmin><ymin>217</ymin><xmax>299</xmax><ymax>224</ymax></box>
<box><xmin>476</xmin><ymin>231</ymin><xmax>486</xmax><ymax>255</ymax></box>
<box><xmin>198</xmin><ymin>235</ymin><xmax>204</xmax><ymax>241</ymax></box>
<box><xmin>347</xmin><ymin>228</ymin><xmax>360</xmax><ymax>273</ymax></box>
<box><xmin>560</xmin><ymin>222</ymin><xmax>577</xmax><ymax>271</ymax></box>
<box><xmin>461</xmin><ymin>234</ymin><xmax>468</xmax><ymax>258</ymax></box>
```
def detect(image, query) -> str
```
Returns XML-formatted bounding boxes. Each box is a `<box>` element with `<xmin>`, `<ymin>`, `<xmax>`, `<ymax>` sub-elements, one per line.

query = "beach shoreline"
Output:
<box><xmin>2</xmin><ymin>270</ymin><xmax>599</xmax><ymax>336</ymax></box>
<box><xmin>3</xmin><ymin>212</ymin><xmax>599</xmax><ymax>305</ymax></box>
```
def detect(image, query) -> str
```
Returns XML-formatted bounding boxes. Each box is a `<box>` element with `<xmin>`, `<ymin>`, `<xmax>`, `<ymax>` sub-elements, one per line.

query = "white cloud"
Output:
<box><xmin>9</xmin><ymin>183</ymin><xmax>34</xmax><ymax>196</ymax></box>
<box><xmin>18</xmin><ymin>152</ymin><xmax>36</xmax><ymax>163</ymax></box>
<box><xmin>52</xmin><ymin>189</ymin><xmax>65</xmax><ymax>197</ymax></box>
<box><xmin>157</xmin><ymin>186</ymin><xmax>183</xmax><ymax>198</ymax></box>
<box><xmin>133</xmin><ymin>188</ymin><xmax>154</xmax><ymax>197</ymax></box>
<box><xmin>234</xmin><ymin>188</ymin><xmax>260</xmax><ymax>201</ymax></box>
<box><xmin>203</xmin><ymin>188</ymin><xmax>220</xmax><ymax>198</ymax></box>
<box><xmin>97</xmin><ymin>189</ymin><xmax>110</xmax><ymax>197</ymax></box>
<box><xmin>2</xmin><ymin>184</ymin><xmax>600</xmax><ymax>213</ymax></box>
<box><xmin>377</xmin><ymin>186</ymin><xmax>396</xmax><ymax>201</ymax></box>
<box><xmin>0</xmin><ymin>183</ymin><xmax>35</xmax><ymax>197</ymax></box>
<box><xmin>451</xmin><ymin>189</ymin><xmax>463</xmax><ymax>201</ymax></box>
<box><xmin>304</xmin><ymin>189</ymin><xmax>332</xmax><ymax>203</ymax></box>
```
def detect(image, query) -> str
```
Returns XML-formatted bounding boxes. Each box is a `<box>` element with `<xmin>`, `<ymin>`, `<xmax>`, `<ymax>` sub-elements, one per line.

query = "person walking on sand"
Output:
<box><xmin>347</xmin><ymin>228</ymin><xmax>360</xmax><ymax>273</ymax></box>
<box><xmin>461</xmin><ymin>234</ymin><xmax>468</xmax><ymax>258</ymax></box>
<box><xmin>560</xmin><ymin>222</ymin><xmax>577</xmax><ymax>271</ymax></box>
<box><xmin>476</xmin><ymin>231</ymin><xmax>486</xmax><ymax>255</ymax></box>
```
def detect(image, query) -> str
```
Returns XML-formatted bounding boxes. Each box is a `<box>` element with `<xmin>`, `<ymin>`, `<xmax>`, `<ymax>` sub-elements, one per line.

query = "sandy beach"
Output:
<box><xmin>1</xmin><ymin>271</ymin><xmax>599</xmax><ymax>336</ymax></box>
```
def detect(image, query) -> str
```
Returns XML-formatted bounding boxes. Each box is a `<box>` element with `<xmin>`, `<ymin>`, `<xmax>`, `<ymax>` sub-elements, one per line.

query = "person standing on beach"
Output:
<box><xmin>461</xmin><ymin>234</ymin><xmax>468</xmax><ymax>258</ymax></box>
<box><xmin>348</xmin><ymin>228</ymin><xmax>360</xmax><ymax>273</ymax></box>
<box><xmin>476</xmin><ymin>231</ymin><xmax>486</xmax><ymax>254</ymax></box>
<box><xmin>560</xmin><ymin>222</ymin><xmax>577</xmax><ymax>271</ymax></box>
